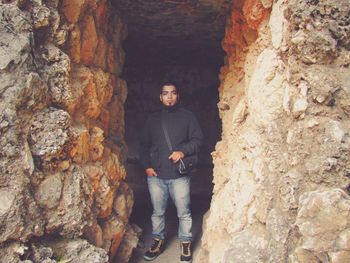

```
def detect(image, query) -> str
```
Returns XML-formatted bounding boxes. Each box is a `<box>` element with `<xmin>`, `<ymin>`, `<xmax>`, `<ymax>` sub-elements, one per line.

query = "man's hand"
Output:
<box><xmin>145</xmin><ymin>168</ymin><xmax>157</xmax><ymax>177</ymax></box>
<box><xmin>169</xmin><ymin>151</ymin><xmax>184</xmax><ymax>163</ymax></box>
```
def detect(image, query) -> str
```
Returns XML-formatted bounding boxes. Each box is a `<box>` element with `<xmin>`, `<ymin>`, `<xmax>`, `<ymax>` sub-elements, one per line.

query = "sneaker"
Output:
<box><xmin>180</xmin><ymin>241</ymin><xmax>192</xmax><ymax>263</ymax></box>
<box><xmin>143</xmin><ymin>238</ymin><xmax>165</xmax><ymax>261</ymax></box>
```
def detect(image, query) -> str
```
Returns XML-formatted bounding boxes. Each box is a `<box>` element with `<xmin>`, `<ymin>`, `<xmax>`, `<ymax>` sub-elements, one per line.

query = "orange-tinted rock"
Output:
<box><xmin>97</xmin><ymin>108</ymin><xmax>111</xmax><ymax>137</ymax></box>
<box><xmin>69</xmin><ymin>128</ymin><xmax>90</xmax><ymax>164</ymax></box>
<box><xmin>102</xmin><ymin>149</ymin><xmax>126</xmax><ymax>183</ymax></box>
<box><xmin>89</xmin><ymin>126</ymin><xmax>104</xmax><ymax>161</ymax></box>
<box><xmin>95</xmin><ymin>170</ymin><xmax>118</xmax><ymax>219</ymax></box>
<box><xmin>81</xmin><ymin>15</ymin><xmax>98</xmax><ymax>65</ymax></box>
<box><xmin>61</xmin><ymin>0</ymin><xmax>85</xmax><ymax>24</ymax></box>
<box><xmin>94</xmin><ymin>35</ymin><xmax>108</xmax><ymax>70</ymax></box>
<box><xmin>70</xmin><ymin>65</ymin><xmax>93</xmax><ymax>115</ymax></box>
<box><xmin>103</xmin><ymin>153</ymin><xmax>118</xmax><ymax>183</ymax></box>
<box><xmin>84</xmin><ymin>219</ymin><xmax>104</xmax><ymax>248</ymax></box>
<box><xmin>57</xmin><ymin>160</ymin><xmax>70</xmax><ymax>172</ymax></box>
<box><xmin>260</xmin><ymin>0</ymin><xmax>273</xmax><ymax>8</ymax></box>
<box><xmin>113</xmin><ymin>182</ymin><xmax>134</xmax><ymax>223</ymax></box>
<box><xmin>242</xmin><ymin>0</ymin><xmax>270</xmax><ymax>30</ymax></box>
<box><xmin>1</xmin><ymin>1</ymin><xmax>132</xmax><ymax>260</ymax></box>
<box><xmin>84</xmin><ymin>164</ymin><xmax>103</xmax><ymax>193</ymax></box>
<box><xmin>108</xmin><ymin>95</ymin><xmax>125</xmax><ymax>141</ymax></box>
<box><xmin>67</xmin><ymin>26</ymin><xmax>81</xmax><ymax>64</ymax></box>
<box><xmin>93</xmin><ymin>69</ymin><xmax>113</xmax><ymax>107</ymax></box>
<box><xmin>223</xmin><ymin>10</ymin><xmax>246</xmax><ymax>53</ymax></box>
<box><xmin>81</xmin><ymin>78</ymin><xmax>101</xmax><ymax>119</ymax></box>
<box><xmin>102</xmin><ymin>216</ymin><xmax>126</xmax><ymax>260</ymax></box>
<box><xmin>242</xmin><ymin>22</ymin><xmax>258</xmax><ymax>45</ymax></box>
<box><xmin>95</xmin><ymin>0</ymin><xmax>110</xmax><ymax>32</ymax></box>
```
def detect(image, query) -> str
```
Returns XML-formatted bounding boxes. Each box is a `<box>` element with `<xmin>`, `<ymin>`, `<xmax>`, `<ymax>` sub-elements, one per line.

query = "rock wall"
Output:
<box><xmin>0</xmin><ymin>1</ymin><xmax>139</xmax><ymax>262</ymax></box>
<box><xmin>197</xmin><ymin>0</ymin><xmax>350</xmax><ymax>262</ymax></box>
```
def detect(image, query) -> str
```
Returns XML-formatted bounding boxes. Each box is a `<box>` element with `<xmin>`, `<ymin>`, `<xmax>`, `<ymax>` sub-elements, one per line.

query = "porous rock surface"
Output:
<box><xmin>2</xmin><ymin>0</ymin><xmax>350</xmax><ymax>263</ymax></box>
<box><xmin>197</xmin><ymin>0</ymin><xmax>350</xmax><ymax>262</ymax></box>
<box><xmin>0</xmin><ymin>1</ymin><xmax>139</xmax><ymax>262</ymax></box>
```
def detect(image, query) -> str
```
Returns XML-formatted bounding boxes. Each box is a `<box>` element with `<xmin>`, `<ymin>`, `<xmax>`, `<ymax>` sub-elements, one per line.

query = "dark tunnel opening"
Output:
<box><xmin>122</xmin><ymin>36</ymin><xmax>224</xmax><ymax>195</ymax></box>
<box><xmin>111</xmin><ymin>1</ymin><xmax>231</xmax><ymax>261</ymax></box>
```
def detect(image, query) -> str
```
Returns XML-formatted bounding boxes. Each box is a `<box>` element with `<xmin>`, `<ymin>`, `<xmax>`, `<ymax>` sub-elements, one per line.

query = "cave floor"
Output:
<box><xmin>123</xmin><ymin>166</ymin><xmax>213</xmax><ymax>263</ymax></box>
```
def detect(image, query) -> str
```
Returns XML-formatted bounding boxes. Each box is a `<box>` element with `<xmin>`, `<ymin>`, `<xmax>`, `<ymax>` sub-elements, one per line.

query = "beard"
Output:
<box><xmin>162</xmin><ymin>99</ymin><xmax>179</xmax><ymax>111</ymax></box>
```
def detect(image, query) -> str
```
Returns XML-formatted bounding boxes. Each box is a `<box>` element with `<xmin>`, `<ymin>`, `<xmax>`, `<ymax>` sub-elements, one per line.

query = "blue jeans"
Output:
<box><xmin>147</xmin><ymin>176</ymin><xmax>192</xmax><ymax>242</ymax></box>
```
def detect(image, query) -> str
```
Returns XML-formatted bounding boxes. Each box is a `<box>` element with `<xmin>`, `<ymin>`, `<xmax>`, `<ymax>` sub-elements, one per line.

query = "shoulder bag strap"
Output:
<box><xmin>161</xmin><ymin>116</ymin><xmax>173</xmax><ymax>152</ymax></box>
<box><xmin>161</xmin><ymin>116</ymin><xmax>186</xmax><ymax>170</ymax></box>
<box><xmin>161</xmin><ymin>114</ymin><xmax>186</xmax><ymax>171</ymax></box>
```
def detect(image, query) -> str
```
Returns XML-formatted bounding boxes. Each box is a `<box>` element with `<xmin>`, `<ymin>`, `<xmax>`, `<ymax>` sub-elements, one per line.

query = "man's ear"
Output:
<box><xmin>160</xmin><ymin>94</ymin><xmax>162</xmax><ymax>102</ymax></box>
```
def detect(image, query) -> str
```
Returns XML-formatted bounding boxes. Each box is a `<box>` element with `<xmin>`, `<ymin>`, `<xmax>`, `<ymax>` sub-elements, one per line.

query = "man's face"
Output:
<box><xmin>160</xmin><ymin>85</ymin><xmax>179</xmax><ymax>107</ymax></box>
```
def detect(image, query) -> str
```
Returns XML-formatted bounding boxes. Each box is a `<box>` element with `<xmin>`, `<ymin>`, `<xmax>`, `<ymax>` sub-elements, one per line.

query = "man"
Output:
<box><xmin>139</xmin><ymin>83</ymin><xmax>203</xmax><ymax>262</ymax></box>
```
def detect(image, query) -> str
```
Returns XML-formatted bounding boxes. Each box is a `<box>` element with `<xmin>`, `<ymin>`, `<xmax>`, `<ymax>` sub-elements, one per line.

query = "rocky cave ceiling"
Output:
<box><xmin>111</xmin><ymin>0</ymin><xmax>232</xmax><ymax>64</ymax></box>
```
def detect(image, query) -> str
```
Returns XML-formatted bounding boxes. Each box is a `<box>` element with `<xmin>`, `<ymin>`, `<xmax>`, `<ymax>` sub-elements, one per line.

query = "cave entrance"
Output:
<box><xmin>113</xmin><ymin>0</ymin><xmax>230</xmax><ymax>261</ymax></box>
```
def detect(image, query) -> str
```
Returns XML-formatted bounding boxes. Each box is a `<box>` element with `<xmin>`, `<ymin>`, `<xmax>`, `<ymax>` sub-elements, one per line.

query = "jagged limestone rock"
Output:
<box><xmin>197</xmin><ymin>0</ymin><xmax>350</xmax><ymax>262</ymax></box>
<box><xmin>0</xmin><ymin>2</ymin><xmax>46</xmax><ymax>244</ymax></box>
<box><xmin>294</xmin><ymin>189</ymin><xmax>350</xmax><ymax>261</ymax></box>
<box><xmin>48</xmin><ymin>238</ymin><xmax>109</xmax><ymax>263</ymax></box>
<box><xmin>0</xmin><ymin>0</ymin><xmax>136</xmax><ymax>261</ymax></box>
<box><xmin>29</xmin><ymin>107</ymin><xmax>72</xmax><ymax>161</ymax></box>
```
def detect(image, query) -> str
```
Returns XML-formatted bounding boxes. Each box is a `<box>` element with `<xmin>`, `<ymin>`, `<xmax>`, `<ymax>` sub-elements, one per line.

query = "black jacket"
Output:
<box><xmin>139</xmin><ymin>105</ymin><xmax>203</xmax><ymax>179</ymax></box>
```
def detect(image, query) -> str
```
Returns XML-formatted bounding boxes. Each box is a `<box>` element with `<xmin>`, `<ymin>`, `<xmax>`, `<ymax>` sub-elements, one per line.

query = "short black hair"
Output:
<box><xmin>160</xmin><ymin>82</ymin><xmax>178</xmax><ymax>94</ymax></box>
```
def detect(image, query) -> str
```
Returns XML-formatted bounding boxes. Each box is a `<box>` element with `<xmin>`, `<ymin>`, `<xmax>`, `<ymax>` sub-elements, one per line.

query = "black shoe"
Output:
<box><xmin>143</xmin><ymin>238</ymin><xmax>165</xmax><ymax>261</ymax></box>
<box><xmin>180</xmin><ymin>241</ymin><xmax>192</xmax><ymax>263</ymax></box>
